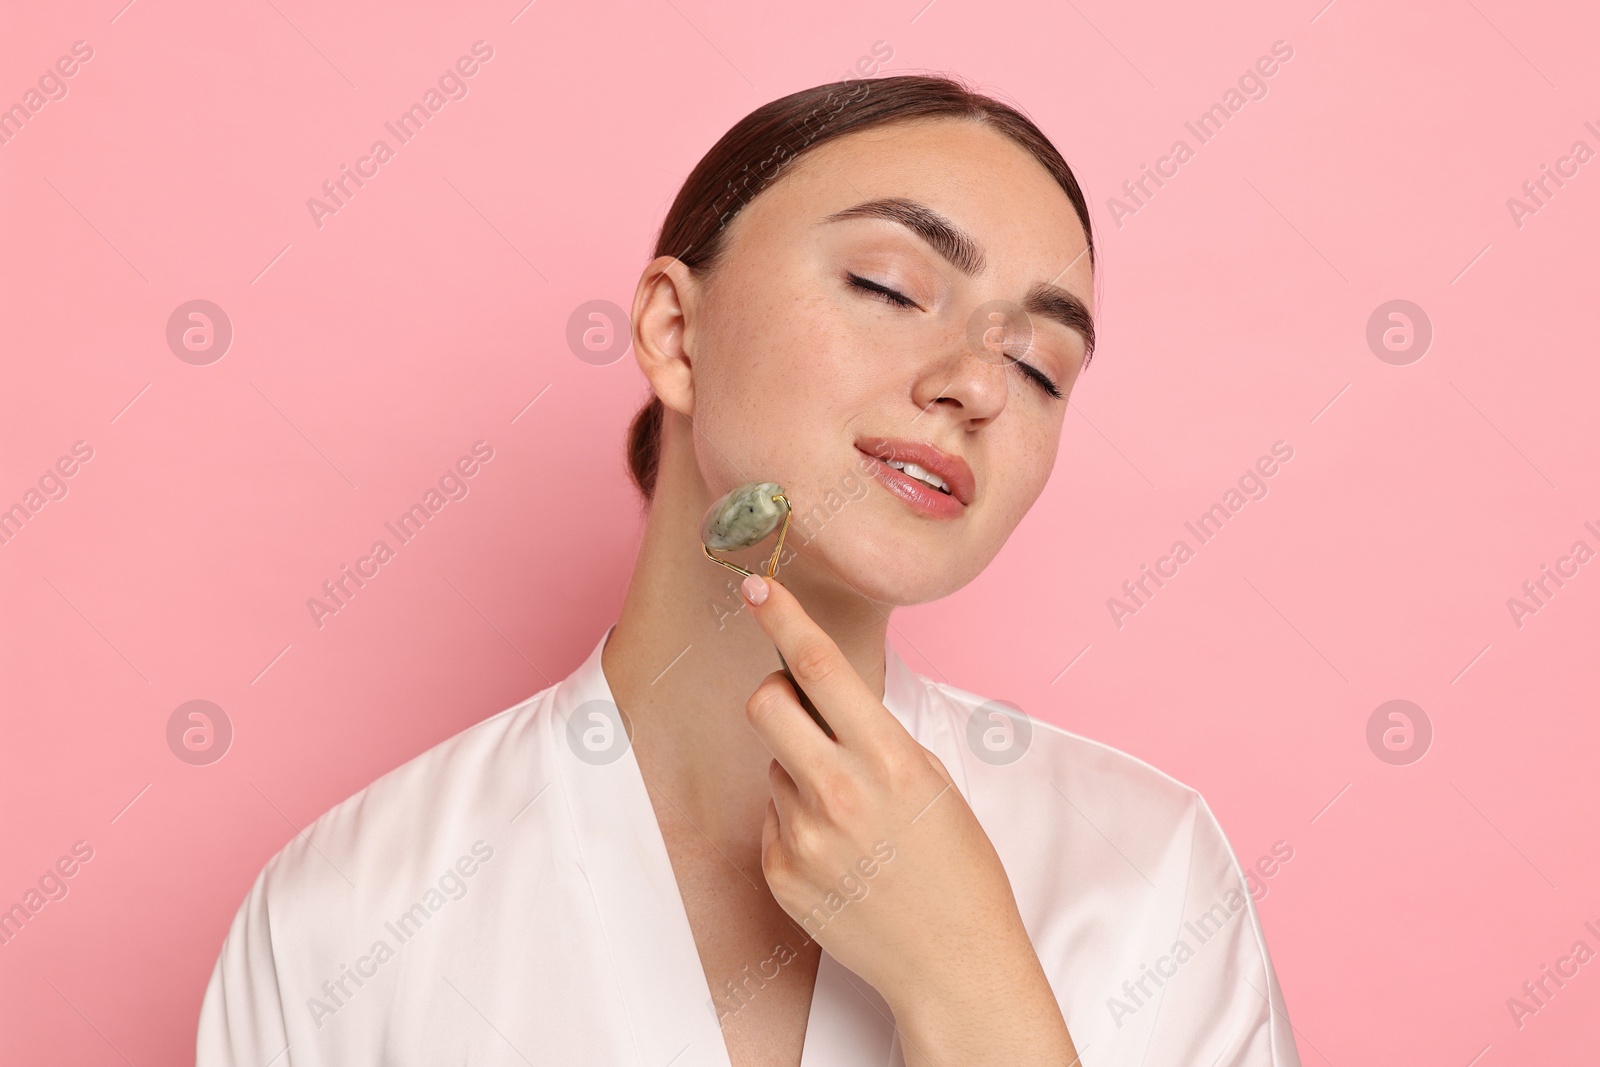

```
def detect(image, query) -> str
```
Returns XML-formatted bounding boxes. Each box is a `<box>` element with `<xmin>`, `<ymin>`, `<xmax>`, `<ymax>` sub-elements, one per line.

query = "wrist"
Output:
<box><xmin>885</xmin><ymin>942</ymin><xmax>1073</xmax><ymax>1067</ymax></box>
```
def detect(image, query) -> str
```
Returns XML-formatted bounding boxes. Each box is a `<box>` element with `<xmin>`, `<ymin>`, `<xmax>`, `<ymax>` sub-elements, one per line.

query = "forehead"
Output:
<box><xmin>722</xmin><ymin>117</ymin><xmax>1092</xmax><ymax>299</ymax></box>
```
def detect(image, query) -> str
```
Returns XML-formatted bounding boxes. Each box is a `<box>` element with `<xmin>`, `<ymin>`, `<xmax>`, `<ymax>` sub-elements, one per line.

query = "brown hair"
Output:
<box><xmin>625</xmin><ymin>73</ymin><xmax>1096</xmax><ymax>502</ymax></box>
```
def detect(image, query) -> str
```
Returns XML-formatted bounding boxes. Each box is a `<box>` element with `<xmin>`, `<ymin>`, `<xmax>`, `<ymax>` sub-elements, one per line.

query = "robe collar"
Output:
<box><xmin>549</xmin><ymin>623</ymin><xmax>929</xmax><ymax>1065</ymax></box>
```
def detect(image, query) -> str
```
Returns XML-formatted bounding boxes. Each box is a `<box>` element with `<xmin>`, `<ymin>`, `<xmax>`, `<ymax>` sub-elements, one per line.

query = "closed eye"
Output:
<box><xmin>1007</xmin><ymin>356</ymin><xmax>1064</xmax><ymax>400</ymax></box>
<box><xmin>845</xmin><ymin>272</ymin><xmax>1063</xmax><ymax>400</ymax></box>
<box><xmin>846</xmin><ymin>272</ymin><xmax>918</xmax><ymax>309</ymax></box>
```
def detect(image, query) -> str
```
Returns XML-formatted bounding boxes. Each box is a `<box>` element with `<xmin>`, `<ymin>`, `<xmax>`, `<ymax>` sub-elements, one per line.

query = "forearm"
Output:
<box><xmin>886</xmin><ymin>942</ymin><xmax>1079</xmax><ymax>1067</ymax></box>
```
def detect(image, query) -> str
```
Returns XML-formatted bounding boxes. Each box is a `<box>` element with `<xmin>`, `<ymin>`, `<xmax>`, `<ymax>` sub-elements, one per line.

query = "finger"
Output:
<box><xmin>759</xmin><ymin>795</ymin><xmax>802</xmax><ymax>900</ymax></box>
<box><xmin>768</xmin><ymin>756</ymin><xmax>803</xmax><ymax>826</ymax></box>
<box><xmin>760</xmin><ymin>795</ymin><xmax>781</xmax><ymax>878</ymax></box>
<box><xmin>922</xmin><ymin>746</ymin><xmax>955</xmax><ymax>788</ymax></box>
<box><xmin>738</xmin><ymin>573</ymin><xmax>897</xmax><ymax>750</ymax></box>
<box><xmin>746</xmin><ymin>668</ymin><xmax>839</xmax><ymax>782</ymax></box>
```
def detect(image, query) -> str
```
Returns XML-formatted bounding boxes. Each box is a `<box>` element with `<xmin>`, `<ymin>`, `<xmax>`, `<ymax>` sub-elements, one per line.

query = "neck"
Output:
<box><xmin>601</xmin><ymin>409</ymin><xmax>892</xmax><ymax>847</ymax></box>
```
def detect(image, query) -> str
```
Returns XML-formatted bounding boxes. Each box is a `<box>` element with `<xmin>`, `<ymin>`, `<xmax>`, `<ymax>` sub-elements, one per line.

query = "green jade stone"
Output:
<box><xmin>701</xmin><ymin>481</ymin><xmax>787</xmax><ymax>552</ymax></box>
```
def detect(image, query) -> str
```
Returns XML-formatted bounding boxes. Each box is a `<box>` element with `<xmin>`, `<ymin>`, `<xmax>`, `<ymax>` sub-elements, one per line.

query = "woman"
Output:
<box><xmin>199</xmin><ymin>75</ymin><xmax>1300</xmax><ymax>1066</ymax></box>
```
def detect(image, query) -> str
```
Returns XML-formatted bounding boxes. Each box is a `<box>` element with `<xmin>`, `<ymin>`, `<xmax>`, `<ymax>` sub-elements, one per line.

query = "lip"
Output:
<box><xmin>854</xmin><ymin>435</ymin><xmax>976</xmax><ymax>515</ymax></box>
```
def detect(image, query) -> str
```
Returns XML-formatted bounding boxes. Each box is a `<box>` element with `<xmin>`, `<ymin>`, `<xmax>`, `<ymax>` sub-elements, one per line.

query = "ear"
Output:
<box><xmin>631</xmin><ymin>255</ymin><xmax>700</xmax><ymax>419</ymax></box>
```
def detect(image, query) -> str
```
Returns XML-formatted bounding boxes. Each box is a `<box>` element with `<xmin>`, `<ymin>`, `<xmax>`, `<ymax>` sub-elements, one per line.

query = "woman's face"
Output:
<box><xmin>669</xmin><ymin>117</ymin><xmax>1094</xmax><ymax>606</ymax></box>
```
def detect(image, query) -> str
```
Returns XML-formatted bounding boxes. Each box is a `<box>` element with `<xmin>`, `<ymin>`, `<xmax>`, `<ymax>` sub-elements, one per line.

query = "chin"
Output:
<box><xmin>792</xmin><ymin>524</ymin><xmax>987</xmax><ymax>608</ymax></box>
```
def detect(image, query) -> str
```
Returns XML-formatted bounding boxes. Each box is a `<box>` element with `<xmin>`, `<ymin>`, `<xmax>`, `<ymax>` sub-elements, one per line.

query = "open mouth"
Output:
<box><xmin>852</xmin><ymin>435</ymin><xmax>975</xmax><ymax>508</ymax></box>
<box><xmin>878</xmin><ymin>458</ymin><xmax>951</xmax><ymax>494</ymax></box>
<box><xmin>853</xmin><ymin>440</ymin><xmax>970</xmax><ymax>520</ymax></box>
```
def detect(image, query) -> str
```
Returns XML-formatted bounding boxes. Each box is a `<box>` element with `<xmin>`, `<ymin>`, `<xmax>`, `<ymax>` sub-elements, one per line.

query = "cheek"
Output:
<box><xmin>989</xmin><ymin>424</ymin><xmax>1060</xmax><ymax>523</ymax></box>
<box><xmin>708</xmin><ymin>302</ymin><xmax>882</xmax><ymax>442</ymax></box>
<box><xmin>774</xmin><ymin>297</ymin><xmax>888</xmax><ymax>400</ymax></box>
<box><xmin>705</xmin><ymin>286</ymin><xmax>850</xmax><ymax>404</ymax></box>
<box><xmin>689</xmin><ymin>346</ymin><xmax>873</xmax><ymax>504</ymax></box>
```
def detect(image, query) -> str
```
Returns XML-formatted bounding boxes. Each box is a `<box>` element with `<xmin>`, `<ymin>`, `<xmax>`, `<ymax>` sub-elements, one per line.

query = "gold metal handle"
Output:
<box><xmin>702</xmin><ymin>491</ymin><xmax>835</xmax><ymax>740</ymax></box>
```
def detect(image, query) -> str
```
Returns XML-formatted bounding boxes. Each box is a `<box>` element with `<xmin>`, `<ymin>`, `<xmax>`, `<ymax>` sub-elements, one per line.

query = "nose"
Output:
<box><xmin>910</xmin><ymin>317</ymin><xmax>1011</xmax><ymax>426</ymax></box>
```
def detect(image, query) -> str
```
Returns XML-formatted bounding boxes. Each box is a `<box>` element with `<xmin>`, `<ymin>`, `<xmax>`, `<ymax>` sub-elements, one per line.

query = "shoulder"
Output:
<box><xmin>248</xmin><ymin>682</ymin><xmax>560</xmax><ymax>925</ymax></box>
<box><xmin>912</xmin><ymin>677</ymin><xmax>1301</xmax><ymax>1063</ymax></box>
<box><xmin>198</xmin><ymin>684</ymin><xmax>565</xmax><ymax>1062</ymax></box>
<box><xmin>910</xmin><ymin>674</ymin><xmax>1255</xmax><ymax>917</ymax></box>
<box><xmin>916</xmin><ymin>675</ymin><xmax>1208</xmax><ymax>846</ymax></box>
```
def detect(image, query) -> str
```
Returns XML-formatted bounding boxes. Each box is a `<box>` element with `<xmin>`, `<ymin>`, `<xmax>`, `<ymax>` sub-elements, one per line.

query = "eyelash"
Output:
<box><xmin>845</xmin><ymin>273</ymin><xmax>1064</xmax><ymax>400</ymax></box>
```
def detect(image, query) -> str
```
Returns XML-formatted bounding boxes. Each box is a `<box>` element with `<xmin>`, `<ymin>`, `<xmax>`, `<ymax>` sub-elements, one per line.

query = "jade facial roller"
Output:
<box><xmin>700</xmin><ymin>482</ymin><xmax>836</xmax><ymax>741</ymax></box>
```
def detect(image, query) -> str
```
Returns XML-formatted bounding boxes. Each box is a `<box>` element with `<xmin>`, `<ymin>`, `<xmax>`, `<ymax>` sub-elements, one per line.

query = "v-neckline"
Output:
<box><xmin>550</xmin><ymin>624</ymin><xmax>927</xmax><ymax>1065</ymax></box>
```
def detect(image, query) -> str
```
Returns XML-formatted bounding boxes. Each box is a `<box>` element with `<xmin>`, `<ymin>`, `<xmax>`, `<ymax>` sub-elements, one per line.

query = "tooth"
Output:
<box><xmin>903</xmin><ymin>463</ymin><xmax>948</xmax><ymax>491</ymax></box>
<box><xmin>876</xmin><ymin>455</ymin><xmax>951</xmax><ymax>494</ymax></box>
<box><xmin>887</xmin><ymin>461</ymin><xmax>949</xmax><ymax>494</ymax></box>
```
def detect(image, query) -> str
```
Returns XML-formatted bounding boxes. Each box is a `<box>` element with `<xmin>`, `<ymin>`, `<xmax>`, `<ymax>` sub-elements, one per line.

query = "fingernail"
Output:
<box><xmin>741</xmin><ymin>574</ymin><xmax>769</xmax><ymax>605</ymax></box>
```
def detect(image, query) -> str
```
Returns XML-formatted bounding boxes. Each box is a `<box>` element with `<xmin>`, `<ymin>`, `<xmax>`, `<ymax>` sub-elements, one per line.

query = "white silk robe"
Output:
<box><xmin>198</xmin><ymin>625</ymin><xmax>1302</xmax><ymax>1066</ymax></box>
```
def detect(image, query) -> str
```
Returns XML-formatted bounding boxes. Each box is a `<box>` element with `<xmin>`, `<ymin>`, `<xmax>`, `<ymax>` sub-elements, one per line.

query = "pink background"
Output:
<box><xmin>3</xmin><ymin>0</ymin><xmax>1597</xmax><ymax>1062</ymax></box>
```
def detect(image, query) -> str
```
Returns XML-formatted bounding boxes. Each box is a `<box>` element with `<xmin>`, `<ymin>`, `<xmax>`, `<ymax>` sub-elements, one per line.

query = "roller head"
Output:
<box><xmin>700</xmin><ymin>481</ymin><xmax>787</xmax><ymax>552</ymax></box>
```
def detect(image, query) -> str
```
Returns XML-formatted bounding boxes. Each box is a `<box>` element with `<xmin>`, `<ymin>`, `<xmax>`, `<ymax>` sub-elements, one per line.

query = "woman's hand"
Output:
<box><xmin>737</xmin><ymin>572</ymin><xmax>1079</xmax><ymax>1066</ymax></box>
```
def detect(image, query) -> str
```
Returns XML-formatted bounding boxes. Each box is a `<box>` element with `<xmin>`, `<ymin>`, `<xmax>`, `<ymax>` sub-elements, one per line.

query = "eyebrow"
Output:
<box><xmin>821</xmin><ymin>196</ymin><xmax>1096</xmax><ymax>366</ymax></box>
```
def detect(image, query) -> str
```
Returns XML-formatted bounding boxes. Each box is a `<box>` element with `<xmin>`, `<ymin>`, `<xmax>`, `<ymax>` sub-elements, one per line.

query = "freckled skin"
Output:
<box><xmin>660</xmin><ymin>117</ymin><xmax>1092</xmax><ymax>607</ymax></box>
<box><xmin>615</xmin><ymin>115</ymin><xmax>1095</xmax><ymax>1067</ymax></box>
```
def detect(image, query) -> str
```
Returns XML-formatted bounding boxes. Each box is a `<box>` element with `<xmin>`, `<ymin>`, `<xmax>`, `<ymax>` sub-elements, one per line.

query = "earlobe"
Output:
<box><xmin>631</xmin><ymin>255</ymin><xmax>698</xmax><ymax>418</ymax></box>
